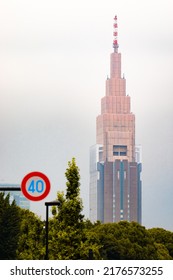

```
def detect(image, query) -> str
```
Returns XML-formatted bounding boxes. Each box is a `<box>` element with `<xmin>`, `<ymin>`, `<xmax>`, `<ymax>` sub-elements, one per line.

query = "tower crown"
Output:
<box><xmin>113</xmin><ymin>15</ymin><xmax>119</xmax><ymax>52</ymax></box>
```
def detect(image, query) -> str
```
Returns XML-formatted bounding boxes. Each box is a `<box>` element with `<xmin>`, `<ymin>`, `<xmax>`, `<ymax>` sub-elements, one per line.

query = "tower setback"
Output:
<box><xmin>89</xmin><ymin>16</ymin><xmax>142</xmax><ymax>224</ymax></box>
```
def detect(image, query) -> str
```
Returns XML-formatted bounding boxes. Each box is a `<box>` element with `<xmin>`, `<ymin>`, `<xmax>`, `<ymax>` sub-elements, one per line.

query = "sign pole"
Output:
<box><xmin>45</xmin><ymin>204</ymin><xmax>49</xmax><ymax>260</ymax></box>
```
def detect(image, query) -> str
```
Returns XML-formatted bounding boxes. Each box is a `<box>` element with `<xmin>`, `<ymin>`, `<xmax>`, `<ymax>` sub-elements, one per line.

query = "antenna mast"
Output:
<box><xmin>113</xmin><ymin>15</ymin><xmax>119</xmax><ymax>52</ymax></box>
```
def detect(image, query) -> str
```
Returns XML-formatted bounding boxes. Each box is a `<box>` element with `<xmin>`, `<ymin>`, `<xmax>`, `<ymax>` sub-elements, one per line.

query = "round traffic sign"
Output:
<box><xmin>21</xmin><ymin>171</ymin><xmax>51</xmax><ymax>201</ymax></box>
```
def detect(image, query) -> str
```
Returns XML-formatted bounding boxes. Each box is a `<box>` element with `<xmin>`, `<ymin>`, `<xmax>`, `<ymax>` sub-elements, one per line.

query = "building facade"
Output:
<box><xmin>89</xmin><ymin>16</ymin><xmax>142</xmax><ymax>224</ymax></box>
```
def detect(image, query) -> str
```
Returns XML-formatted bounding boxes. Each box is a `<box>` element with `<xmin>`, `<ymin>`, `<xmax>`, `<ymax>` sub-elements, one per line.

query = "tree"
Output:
<box><xmin>154</xmin><ymin>243</ymin><xmax>172</xmax><ymax>260</ymax></box>
<box><xmin>84</xmin><ymin>222</ymin><xmax>173</xmax><ymax>260</ymax></box>
<box><xmin>148</xmin><ymin>228</ymin><xmax>173</xmax><ymax>259</ymax></box>
<box><xmin>87</xmin><ymin>221</ymin><xmax>159</xmax><ymax>260</ymax></box>
<box><xmin>80</xmin><ymin>220</ymin><xmax>103</xmax><ymax>259</ymax></box>
<box><xmin>16</xmin><ymin>209</ymin><xmax>45</xmax><ymax>260</ymax></box>
<box><xmin>0</xmin><ymin>192</ymin><xmax>21</xmax><ymax>259</ymax></box>
<box><xmin>49</xmin><ymin>158</ymin><xmax>85</xmax><ymax>259</ymax></box>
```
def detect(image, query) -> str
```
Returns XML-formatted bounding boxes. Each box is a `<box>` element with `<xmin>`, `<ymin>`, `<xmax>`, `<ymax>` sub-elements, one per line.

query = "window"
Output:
<box><xmin>113</xmin><ymin>145</ymin><xmax>127</xmax><ymax>156</ymax></box>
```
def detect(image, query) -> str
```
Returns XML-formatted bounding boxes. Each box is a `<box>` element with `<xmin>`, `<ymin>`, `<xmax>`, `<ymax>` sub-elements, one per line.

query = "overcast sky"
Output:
<box><xmin>0</xmin><ymin>0</ymin><xmax>173</xmax><ymax>231</ymax></box>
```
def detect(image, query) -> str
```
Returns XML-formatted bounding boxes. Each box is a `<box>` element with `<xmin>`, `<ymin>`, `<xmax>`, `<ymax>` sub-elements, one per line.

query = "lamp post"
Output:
<box><xmin>45</xmin><ymin>200</ymin><xmax>60</xmax><ymax>260</ymax></box>
<box><xmin>88</xmin><ymin>249</ymin><xmax>93</xmax><ymax>260</ymax></box>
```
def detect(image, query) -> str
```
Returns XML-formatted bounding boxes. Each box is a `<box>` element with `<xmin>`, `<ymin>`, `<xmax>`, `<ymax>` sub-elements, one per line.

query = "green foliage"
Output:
<box><xmin>83</xmin><ymin>222</ymin><xmax>160</xmax><ymax>260</ymax></box>
<box><xmin>65</xmin><ymin>158</ymin><xmax>80</xmax><ymax>200</ymax></box>
<box><xmin>80</xmin><ymin>221</ymin><xmax>103</xmax><ymax>259</ymax></box>
<box><xmin>49</xmin><ymin>158</ymin><xmax>85</xmax><ymax>259</ymax></box>
<box><xmin>148</xmin><ymin>228</ymin><xmax>173</xmax><ymax>259</ymax></box>
<box><xmin>0</xmin><ymin>192</ymin><xmax>21</xmax><ymax>259</ymax></box>
<box><xmin>154</xmin><ymin>243</ymin><xmax>172</xmax><ymax>260</ymax></box>
<box><xmin>16</xmin><ymin>209</ymin><xmax>45</xmax><ymax>260</ymax></box>
<box><xmin>82</xmin><ymin>221</ymin><xmax>173</xmax><ymax>260</ymax></box>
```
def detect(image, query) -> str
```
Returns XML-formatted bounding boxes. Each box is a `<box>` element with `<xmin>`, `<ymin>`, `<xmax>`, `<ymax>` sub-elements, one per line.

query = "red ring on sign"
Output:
<box><xmin>21</xmin><ymin>171</ymin><xmax>51</xmax><ymax>201</ymax></box>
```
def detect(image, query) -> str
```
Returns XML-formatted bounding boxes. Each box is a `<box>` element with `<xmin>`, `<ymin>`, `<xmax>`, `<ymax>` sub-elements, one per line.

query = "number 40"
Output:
<box><xmin>28</xmin><ymin>180</ymin><xmax>44</xmax><ymax>193</ymax></box>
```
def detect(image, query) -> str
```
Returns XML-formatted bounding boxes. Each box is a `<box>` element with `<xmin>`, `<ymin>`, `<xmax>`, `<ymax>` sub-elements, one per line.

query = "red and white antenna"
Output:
<box><xmin>113</xmin><ymin>15</ymin><xmax>119</xmax><ymax>52</ymax></box>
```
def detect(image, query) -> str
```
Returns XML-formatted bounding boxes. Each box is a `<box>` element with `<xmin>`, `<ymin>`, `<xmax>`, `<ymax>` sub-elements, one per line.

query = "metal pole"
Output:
<box><xmin>0</xmin><ymin>187</ymin><xmax>21</xmax><ymax>191</ymax></box>
<box><xmin>45</xmin><ymin>204</ymin><xmax>49</xmax><ymax>260</ymax></box>
<box><xmin>88</xmin><ymin>249</ymin><xmax>93</xmax><ymax>260</ymax></box>
<box><xmin>45</xmin><ymin>201</ymin><xmax>60</xmax><ymax>260</ymax></box>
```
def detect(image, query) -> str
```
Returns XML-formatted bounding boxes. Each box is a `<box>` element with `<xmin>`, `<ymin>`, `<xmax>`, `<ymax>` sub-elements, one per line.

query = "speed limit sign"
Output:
<box><xmin>21</xmin><ymin>171</ymin><xmax>51</xmax><ymax>201</ymax></box>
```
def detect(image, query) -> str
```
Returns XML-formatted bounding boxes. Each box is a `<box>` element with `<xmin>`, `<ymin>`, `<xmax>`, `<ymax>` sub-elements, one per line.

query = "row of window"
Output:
<box><xmin>113</xmin><ymin>145</ymin><xmax>127</xmax><ymax>156</ymax></box>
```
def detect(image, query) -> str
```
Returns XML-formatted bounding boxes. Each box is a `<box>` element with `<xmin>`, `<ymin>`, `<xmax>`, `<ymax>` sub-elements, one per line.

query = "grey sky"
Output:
<box><xmin>0</xmin><ymin>0</ymin><xmax>173</xmax><ymax>231</ymax></box>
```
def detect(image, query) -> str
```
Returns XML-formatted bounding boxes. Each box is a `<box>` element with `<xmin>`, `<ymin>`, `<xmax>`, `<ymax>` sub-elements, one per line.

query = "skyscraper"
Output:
<box><xmin>89</xmin><ymin>16</ymin><xmax>142</xmax><ymax>224</ymax></box>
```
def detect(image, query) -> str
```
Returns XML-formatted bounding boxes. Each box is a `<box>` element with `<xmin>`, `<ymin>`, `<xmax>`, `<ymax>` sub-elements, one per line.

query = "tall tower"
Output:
<box><xmin>89</xmin><ymin>16</ymin><xmax>142</xmax><ymax>224</ymax></box>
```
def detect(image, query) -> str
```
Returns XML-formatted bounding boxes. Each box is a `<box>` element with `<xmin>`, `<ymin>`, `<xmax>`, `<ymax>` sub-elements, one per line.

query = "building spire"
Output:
<box><xmin>113</xmin><ymin>15</ymin><xmax>119</xmax><ymax>52</ymax></box>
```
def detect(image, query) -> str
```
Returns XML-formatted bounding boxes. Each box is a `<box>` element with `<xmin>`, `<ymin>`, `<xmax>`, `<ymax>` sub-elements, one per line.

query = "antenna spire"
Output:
<box><xmin>113</xmin><ymin>15</ymin><xmax>119</xmax><ymax>52</ymax></box>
